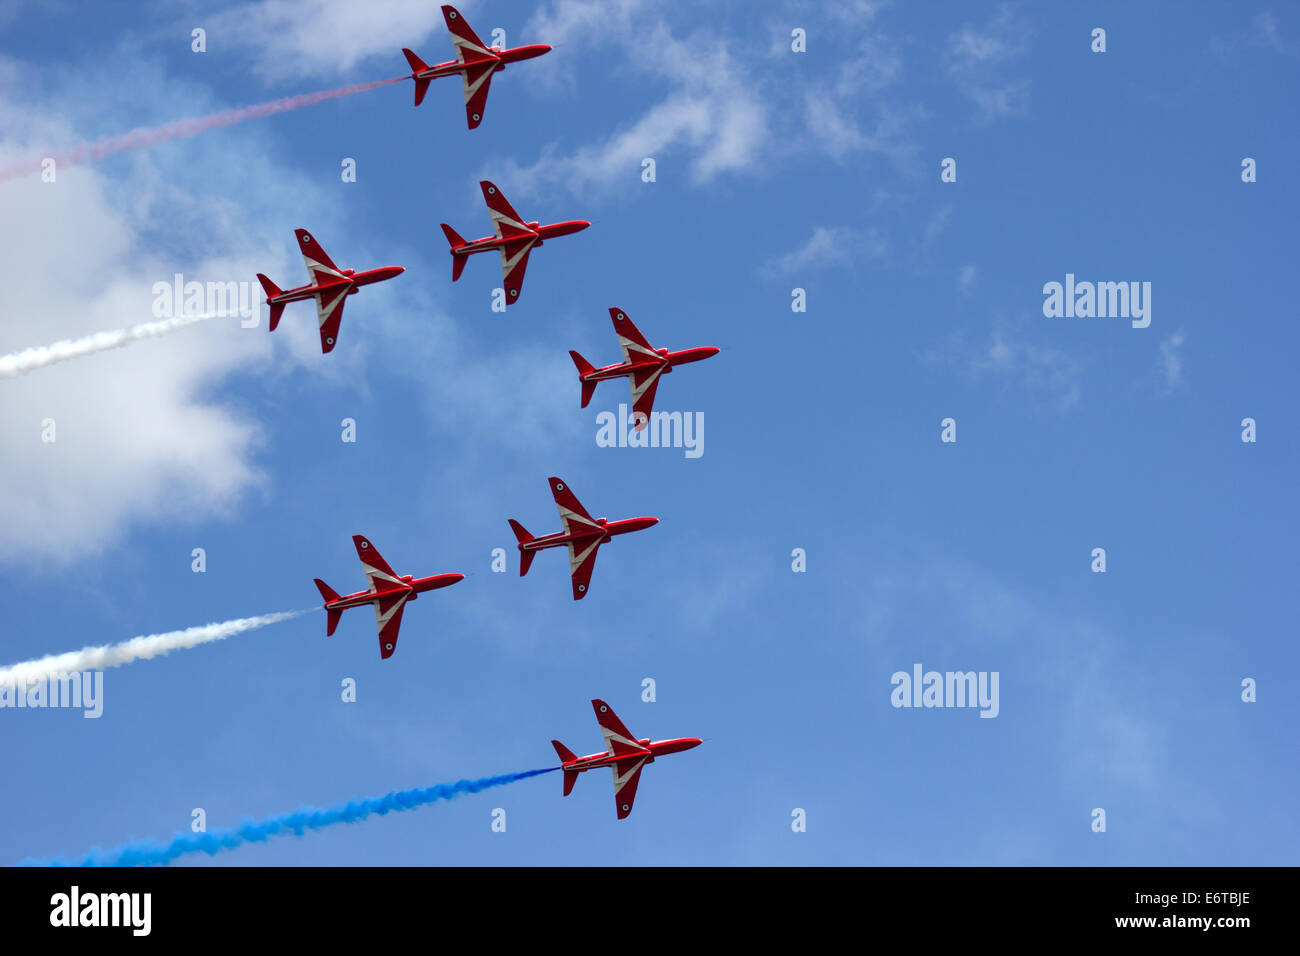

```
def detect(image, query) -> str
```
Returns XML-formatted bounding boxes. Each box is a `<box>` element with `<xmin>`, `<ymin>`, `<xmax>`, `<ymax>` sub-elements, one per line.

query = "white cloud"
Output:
<box><xmin>1158</xmin><ymin>330</ymin><xmax>1185</xmax><ymax>391</ymax></box>
<box><xmin>923</xmin><ymin>204</ymin><xmax>952</xmax><ymax>244</ymax></box>
<box><xmin>1212</xmin><ymin>11</ymin><xmax>1287</xmax><ymax>58</ymax></box>
<box><xmin>946</xmin><ymin>4</ymin><xmax>1032</xmax><ymax>121</ymax></box>
<box><xmin>496</xmin><ymin>17</ymin><xmax>769</xmax><ymax>196</ymax></box>
<box><xmin>856</xmin><ymin>552</ymin><xmax>1170</xmax><ymax>794</ymax></box>
<box><xmin>763</xmin><ymin>225</ymin><xmax>887</xmax><ymax>278</ymax></box>
<box><xmin>0</xmin><ymin>168</ymin><xmax>269</xmax><ymax>563</ymax></box>
<box><xmin>203</xmin><ymin>0</ymin><xmax>452</xmax><ymax>81</ymax></box>
<box><xmin>957</xmin><ymin>263</ymin><xmax>977</xmax><ymax>294</ymax></box>
<box><xmin>929</xmin><ymin>323</ymin><xmax>1082</xmax><ymax>412</ymax></box>
<box><xmin>0</xmin><ymin>57</ymin><xmax>354</xmax><ymax>564</ymax></box>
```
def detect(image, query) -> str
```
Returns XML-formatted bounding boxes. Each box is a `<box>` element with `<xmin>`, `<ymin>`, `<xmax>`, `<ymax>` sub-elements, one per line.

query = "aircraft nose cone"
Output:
<box><xmin>449</xmin><ymin>573</ymin><xmax>465</xmax><ymax>585</ymax></box>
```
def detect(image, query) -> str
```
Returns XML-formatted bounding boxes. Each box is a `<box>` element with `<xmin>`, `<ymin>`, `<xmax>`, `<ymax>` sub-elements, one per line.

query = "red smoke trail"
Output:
<box><xmin>0</xmin><ymin>75</ymin><xmax>407</xmax><ymax>181</ymax></box>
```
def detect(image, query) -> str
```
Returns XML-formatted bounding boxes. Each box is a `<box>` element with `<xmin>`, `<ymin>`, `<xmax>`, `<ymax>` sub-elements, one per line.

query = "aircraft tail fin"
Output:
<box><xmin>403</xmin><ymin>48</ymin><xmax>430</xmax><ymax>73</ymax></box>
<box><xmin>569</xmin><ymin>351</ymin><xmax>595</xmax><ymax>376</ymax></box>
<box><xmin>441</xmin><ymin>224</ymin><xmax>468</xmax><ymax>281</ymax></box>
<box><xmin>508</xmin><ymin>519</ymin><xmax>537</xmax><ymax>576</ymax></box>
<box><xmin>402</xmin><ymin>48</ymin><xmax>432</xmax><ymax>105</ymax></box>
<box><xmin>552</xmin><ymin>739</ymin><xmax>576</xmax><ymax>763</ymax></box>
<box><xmin>256</xmin><ymin>273</ymin><xmax>282</xmax><ymax>300</ymax></box>
<box><xmin>315</xmin><ymin>579</ymin><xmax>343</xmax><ymax>636</ymax></box>
<box><xmin>568</xmin><ymin>352</ymin><xmax>598</xmax><ymax>407</ymax></box>
<box><xmin>552</xmin><ymin>740</ymin><xmax>579</xmax><ymax>795</ymax></box>
<box><xmin>441</xmin><ymin>223</ymin><xmax>466</xmax><ymax>249</ymax></box>
<box><xmin>257</xmin><ymin>274</ymin><xmax>286</xmax><ymax>331</ymax></box>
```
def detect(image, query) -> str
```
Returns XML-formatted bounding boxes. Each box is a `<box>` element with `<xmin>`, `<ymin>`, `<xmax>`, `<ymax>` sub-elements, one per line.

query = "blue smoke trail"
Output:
<box><xmin>25</xmin><ymin>768</ymin><xmax>557</xmax><ymax>867</ymax></box>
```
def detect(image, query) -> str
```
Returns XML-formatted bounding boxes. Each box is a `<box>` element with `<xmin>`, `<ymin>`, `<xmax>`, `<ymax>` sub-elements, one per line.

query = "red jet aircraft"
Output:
<box><xmin>257</xmin><ymin>229</ymin><xmax>404</xmax><ymax>353</ymax></box>
<box><xmin>552</xmin><ymin>699</ymin><xmax>702</xmax><ymax>820</ymax></box>
<box><xmin>313</xmin><ymin>535</ymin><xmax>463</xmax><ymax>659</ymax></box>
<box><xmin>402</xmin><ymin>5</ymin><xmax>551</xmax><ymax>129</ymax></box>
<box><xmin>508</xmin><ymin>477</ymin><xmax>657</xmax><ymax>600</ymax></box>
<box><xmin>441</xmin><ymin>181</ymin><xmax>589</xmax><ymax>305</ymax></box>
<box><xmin>570</xmin><ymin>307</ymin><xmax>720</xmax><ymax>426</ymax></box>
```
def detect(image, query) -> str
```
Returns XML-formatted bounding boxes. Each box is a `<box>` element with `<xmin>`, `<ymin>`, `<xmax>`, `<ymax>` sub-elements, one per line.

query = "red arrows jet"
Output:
<box><xmin>508</xmin><ymin>477</ymin><xmax>657</xmax><ymax>600</ymax></box>
<box><xmin>257</xmin><ymin>229</ymin><xmax>404</xmax><ymax>353</ymax></box>
<box><xmin>441</xmin><ymin>181</ymin><xmax>589</xmax><ymax>305</ymax></box>
<box><xmin>402</xmin><ymin>5</ymin><xmax>551</xmax><ymax>129</ymax></box>
<box><xmin>552</xmin><ymin>699</ymin><xmax>702</xmax><ymax>820</ymax></box>
<box><xmin>313</xmin><ymin>535</ymin><xmax>463</xmax><ymax>659</ymax></box>
<box><xmin>570</xmin><ymin>307</ymin><xmax>720</xmax><ymax>426</ymax></box>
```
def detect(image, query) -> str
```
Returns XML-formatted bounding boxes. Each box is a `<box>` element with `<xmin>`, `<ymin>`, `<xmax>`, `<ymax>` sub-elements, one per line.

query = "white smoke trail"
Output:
<box><xmin>0</xmin><ymin>311</ymin><xmax>233</xmax><ymax>378</ymax></box>
<box><xmin>0</xmin><ymin>609</ymin><xmax>311</xmax><ymax>686</ymax></box>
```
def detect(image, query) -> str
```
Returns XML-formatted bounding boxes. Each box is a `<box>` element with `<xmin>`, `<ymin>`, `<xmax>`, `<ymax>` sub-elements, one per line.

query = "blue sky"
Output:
<box><xmin>0</xmin><ymin>0</ymin><xmax>1296</xmax><ymax>865</ymax></box>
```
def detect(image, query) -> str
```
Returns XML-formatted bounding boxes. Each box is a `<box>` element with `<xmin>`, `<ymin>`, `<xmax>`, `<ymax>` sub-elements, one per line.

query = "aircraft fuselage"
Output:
<box><xmin>583</xmin><ymin>347</ymin><xmax>721</xmax><ymax>382</ymax></box>
<box><xmin>325</xmin><ymin>572</ymin><xmax>464</xmax><ymax>610</ymax></box>
<box><xmin>563</xmin><ymin>737</ymin><xmax>703</xmax><ymax>774</ymax></box>
<box><xmin>268</xmin><ymin>266</ymin><xmax>405</xmax><ymax>304</ymax></box>
<box><xmin>452</xmin><ymin>220</ymin><xmax>591</xmax><ymax>257</ymax></box>
<box><xmin>520</xmin><ymin>516</ymin><xmax>659</xmax><ymax>552</ymax></box>
<box><xmin>414</xmin><ymin>43</ymin><xmax>552</xmax><ymax>81</ymax></box>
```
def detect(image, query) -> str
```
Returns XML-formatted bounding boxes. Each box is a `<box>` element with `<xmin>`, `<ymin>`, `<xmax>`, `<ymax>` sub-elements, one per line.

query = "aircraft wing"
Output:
<box><xmin>592</xmin><ymin>699</ymin><xmax>649</xmax><ymax>757</ymax></box>
<box><xmin>315</xmin><ymin>283</ymin><xmax>348</xmax><ymax>353</ymax></box>
<box><xmin>373</xmin><ymin>590</ymin><xmax>410</xmax><ymax>659</ymax></box>
<box><xmin>567</xmin><ymin>536</ymin><xmax>601</xmax><ymax>600</ymax></box>
<box><xmin>460</xmin><ymin>61</ymin><xmax>495</xmax><ymax>129</ymax></box>
<box><xmin>610</xmin><ymin>308</ymin><xmax>660</xmax><ymax>364</ymax></box>
<box><xmin>629</xmin><ymin>366</ymin><xmax>664</xmax><ymax>426</ymax></box>
<box><xmin>611</xmin><ymin>755</ymin><xmax>649</xmax><ymax>820</ymax></box>
<box><xmin>549</xmin><ymin>478</ymin><xmax>602</xmax><ymax>537</ymax></box>
<box><xmin>443</xmin><ymin>5</ymin><xmax>492</xmax><ymax>63</ymax></box>
<box><xmin>498</xmin><ymin>238</ymin><xmax>534</xmax><ymax>304</ymax></box>
<box><xmin>353</xmin><ymin>535</ymin><xmax>404</xmax><ymax>591</ymax></box>
<box><xmin>480</xmin><ymin>181</ymin><xmax>533</xmax><ymax>239</ymax></box>
<box><xmin>295</xmin><ymin>229</ymin><xmax>346</xmax><ymax>285</ymax></box>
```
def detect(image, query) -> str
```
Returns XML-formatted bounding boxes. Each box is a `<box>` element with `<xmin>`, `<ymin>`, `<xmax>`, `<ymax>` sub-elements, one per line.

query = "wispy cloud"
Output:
<box><xmin>1212</xmin><ymin>11</ymin><xmax>1287</xmax><ymax>58</ymax></box>
<box><xmin>851</xmin><ymin>549</ymin><xmax>1170</xmax><ymax>795</ymax></box>
<box><xmin>203</xmin><ymin>0</ymin><xmax>449</xmax><ymax>81</ymax></box>
<box><xmin>946</xmin><ymin>4</ymin><xmax>1032</xmax><ymax>121</ymax></box>
<box><xmin>496</xmin><ymin>16</ymin><xmax>769</xmax><ymax>196</ymax></box>
<box><xmin>1158</xmin><ymin>330</ymin><xmax>1186</xmax><ymax>392</ymax></box>
<box><xmin>762</xmin><ymin>225</ymin><xmax>887</xmax><ymax>278</ymax></box>
<box><xmin>929</xmin><ymin>323</ymin><xmax>1082</xmax><ymax>411</ymax></box>
<box><xmin>957</xmin><ymin>263</ymin><xmax>977</xmax><ymax>295</ymax></box>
